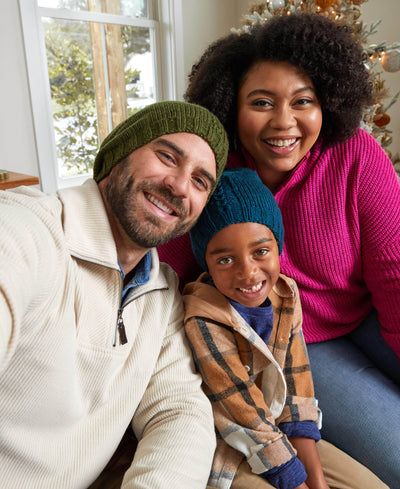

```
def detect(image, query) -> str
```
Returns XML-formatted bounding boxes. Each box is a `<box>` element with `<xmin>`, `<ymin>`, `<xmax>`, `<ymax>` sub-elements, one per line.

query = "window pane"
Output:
<box><xmin>43</xmin><ymin>17</ymin><xmax>155</xmax><ymax>179</ymax></box>
<box><xmin>38</xmin><ymin>0</ymin><xmax>149</xmax><ymax>19</ymax></box>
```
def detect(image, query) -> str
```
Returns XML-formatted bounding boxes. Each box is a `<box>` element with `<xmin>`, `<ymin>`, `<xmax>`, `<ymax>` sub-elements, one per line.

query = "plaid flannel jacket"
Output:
<box><xmin>183</xmin><ymin>273</ymin><xmax>321</xmax><ymax>489</ymax></box>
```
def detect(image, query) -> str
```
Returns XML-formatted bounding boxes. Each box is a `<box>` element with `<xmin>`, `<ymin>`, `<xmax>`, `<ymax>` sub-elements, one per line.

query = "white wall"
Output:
<box><xmin>0</xmin><ymin>0</ymin><xmax>39</xmax><ymax>177</ymax></box>
<box><xmin>180</xmin><ymin>0</ymin><xmax>246</xmax><ymax>92</ymax></box>
<box><xmin>1</xmin><ymin>0</ymin><xmax>399</xmax><ymax>185</ymax></box>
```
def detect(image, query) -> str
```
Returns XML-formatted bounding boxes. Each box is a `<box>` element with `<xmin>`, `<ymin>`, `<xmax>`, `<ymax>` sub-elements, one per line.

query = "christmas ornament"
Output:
<box><xmin>315</xmin><ymin>0</ymin><xmax>335</xmax><ymax>9</ymax></box>
<box><xmin>381</xmin><ymin>49</ymin><xmax>400</xmax><ymax>73</ymax></box>
<box><xmin>351</xmin><ymin>8</ymin><xmax>361</xmax><ymax>20</ymax></box>
<box><xmin>268</xmin><ymin>0</ymin><xmax>286</xmax><ymax>9</ymax></box>
<box><xmin>349</xmin><ymin>0</ymin><xmax>365</xmax><ymax>5</ymax></box>
<box><xmin>373</xmin><ymin>113</ymin><xmax>391</xmax><ymax>127</ymax></box>
<box><xmin>381</xmin><ymin>134</ymin><xmax>392</xmax><ymax>146</ymax></box>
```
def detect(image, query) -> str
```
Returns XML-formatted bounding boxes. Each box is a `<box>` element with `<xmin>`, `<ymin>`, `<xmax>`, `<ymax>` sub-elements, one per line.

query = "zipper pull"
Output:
<box><xmin>114</xmin><ymin>308</ymin><xmax>128</xmax><ymax>346</ymax></box>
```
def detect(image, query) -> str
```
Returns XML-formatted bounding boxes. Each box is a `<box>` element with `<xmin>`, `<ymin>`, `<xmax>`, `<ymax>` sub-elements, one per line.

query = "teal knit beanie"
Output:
<box><xmin>93</xmin><ymin>101</ymin><xmax>228</xmax><ymax>185</ymax></box>
<box><xmin>190</xmin><ymin>168</ymin><xmax>284</xmax><ymax>271</ymax></box>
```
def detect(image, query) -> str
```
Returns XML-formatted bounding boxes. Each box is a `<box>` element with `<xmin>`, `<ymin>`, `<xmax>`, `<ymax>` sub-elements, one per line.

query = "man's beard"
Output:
<box><xmin>104</xmin><ymin>161</ymin><xmax>196</xmax><ymax>248</ymax></box>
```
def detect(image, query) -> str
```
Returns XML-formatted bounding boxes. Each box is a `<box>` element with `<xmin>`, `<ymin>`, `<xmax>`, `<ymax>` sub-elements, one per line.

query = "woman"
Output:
<box><xmin>158</xmin><ymin>13</ymin><xmax>400</xmax><ymax>488</ymax></box>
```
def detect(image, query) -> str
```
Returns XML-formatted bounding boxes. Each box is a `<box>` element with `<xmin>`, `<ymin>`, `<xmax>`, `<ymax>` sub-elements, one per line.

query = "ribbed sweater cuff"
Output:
<box><xmin>260</xmin><ymin>457</ymin><xmax>307</xmax><ymax>489</ymax></box>
<box><xmin>278</xmin><ymin>420</ymin><xmax>321</xmax><ymax>441</ymax></box>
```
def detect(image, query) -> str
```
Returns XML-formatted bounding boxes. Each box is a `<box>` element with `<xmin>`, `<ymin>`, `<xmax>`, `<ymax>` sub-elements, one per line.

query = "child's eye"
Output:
<box><xmin>217</xmin><ymin>256</ymin><xmax>233</xmax><ymax>265</ymax></box>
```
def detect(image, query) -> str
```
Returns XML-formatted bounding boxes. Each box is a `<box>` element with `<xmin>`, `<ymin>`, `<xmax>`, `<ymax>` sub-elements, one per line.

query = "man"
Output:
<box><xmin>0</xmin><ymin>101</ymin><xmax>228</xmax><ymax>488</ymax></box>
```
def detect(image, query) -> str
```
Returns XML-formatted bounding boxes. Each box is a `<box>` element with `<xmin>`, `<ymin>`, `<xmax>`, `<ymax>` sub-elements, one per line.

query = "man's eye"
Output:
<box><xmin>157</xmin><ymin>151</ymin><xmax>174</xmax><ymax>163</ymax></box>
<box><xmin>193</xmin><ymin>176</ymin><xmax>208</xmax><ymax>191</ymax></box>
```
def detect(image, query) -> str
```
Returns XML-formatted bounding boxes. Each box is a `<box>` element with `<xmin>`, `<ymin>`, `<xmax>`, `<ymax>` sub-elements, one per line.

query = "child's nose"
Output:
<box><xmin>237</xmin><ymin>258</ymin><xmax>257</xmax><ymax>277</ymax></box>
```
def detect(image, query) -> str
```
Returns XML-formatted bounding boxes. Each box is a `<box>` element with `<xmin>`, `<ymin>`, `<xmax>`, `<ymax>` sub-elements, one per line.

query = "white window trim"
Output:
<box><xmin>156</xmin><ymin>0</ymin><xmax>185</xmax><ymax>103</ymax></box>
<box><xmin>19</xmin><ymin>0</ymin><xmax>184</xmax><ymax>193</ymax></box>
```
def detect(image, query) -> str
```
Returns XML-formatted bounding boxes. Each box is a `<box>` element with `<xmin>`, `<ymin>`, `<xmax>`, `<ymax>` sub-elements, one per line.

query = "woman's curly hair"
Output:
<box><xmin>185</xmin><ymin>13</ymin><xmax>373</xmax><ymax>150</ymax></box>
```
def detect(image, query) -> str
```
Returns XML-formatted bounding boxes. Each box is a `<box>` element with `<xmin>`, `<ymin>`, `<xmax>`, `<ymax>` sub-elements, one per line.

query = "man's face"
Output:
<box><xmin>102</xmin><ymin>133</ymin><xmax>217</xmax><ymax>249</ymax></box>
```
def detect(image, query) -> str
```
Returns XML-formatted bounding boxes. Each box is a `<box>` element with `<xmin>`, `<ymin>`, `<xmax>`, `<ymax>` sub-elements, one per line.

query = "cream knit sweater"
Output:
<box><xmin>0</xmin><ymin>179</ymin><xmax>215</xmax><ymax>488</ymax></box>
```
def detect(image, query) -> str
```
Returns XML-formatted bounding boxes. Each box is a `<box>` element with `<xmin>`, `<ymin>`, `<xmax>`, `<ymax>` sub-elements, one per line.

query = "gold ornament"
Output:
<box><xmin>380</xmin><ymin>134</ymin><xmax>392</xmax><ymax>146</ymax></box>
<box><xmin>374</xmin><ymin>113</ymin><xmax>391</xmax><ymax>127</ymax></box>
<box><xmin>315</xmin><ymin>0</ymin><xmax>335</xmax><ymax>9</ymax></box>
<box><xmin>349</xmin><ymin>0</ymin><xmax>365</xmax><ymax>5</ymax></box>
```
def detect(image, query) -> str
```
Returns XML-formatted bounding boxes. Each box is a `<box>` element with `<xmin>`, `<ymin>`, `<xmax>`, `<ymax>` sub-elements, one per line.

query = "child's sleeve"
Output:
<box><xmin>276</xmin><ymin>280</ymin><xmax>322</xmax><ymax>432</ymax></box>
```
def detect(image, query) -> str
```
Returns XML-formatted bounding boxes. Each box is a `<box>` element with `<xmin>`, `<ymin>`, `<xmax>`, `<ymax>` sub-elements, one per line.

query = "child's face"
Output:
<box><xmin>205</xmin><ymin>222</ymin><xmax>280</xmax><ymax>307</ymax></box>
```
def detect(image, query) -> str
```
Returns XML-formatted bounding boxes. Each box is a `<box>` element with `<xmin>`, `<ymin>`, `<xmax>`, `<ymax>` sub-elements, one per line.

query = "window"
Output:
<box><xmin>19</xmin><ymin>0</ymin><xmax>184</xmax><ymax>192</ymax></box>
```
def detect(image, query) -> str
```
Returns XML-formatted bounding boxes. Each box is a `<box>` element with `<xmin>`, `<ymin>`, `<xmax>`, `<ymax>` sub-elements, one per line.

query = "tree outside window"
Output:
<box><xmin>33</xmin><ymin>0</ymin><xmax>157</xmax><ymax>179</ymax></box>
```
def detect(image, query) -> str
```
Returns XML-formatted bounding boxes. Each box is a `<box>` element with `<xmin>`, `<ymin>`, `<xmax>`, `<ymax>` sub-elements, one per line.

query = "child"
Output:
<box><xmin>182</xmin><ymin>168</ymin><xmax>388</xmax><ymax>489</ymax></box>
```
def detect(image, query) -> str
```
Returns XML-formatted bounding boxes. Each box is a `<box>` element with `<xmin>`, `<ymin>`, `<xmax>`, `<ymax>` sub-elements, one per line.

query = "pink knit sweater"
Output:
<box><xmin>158</xmin><ymin>129</ymin><xmax>400</xmax><ymax>359</ymax></box>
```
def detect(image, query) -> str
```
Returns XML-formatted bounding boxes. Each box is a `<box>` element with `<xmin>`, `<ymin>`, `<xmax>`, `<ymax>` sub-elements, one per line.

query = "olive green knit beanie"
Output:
<box><xmin>93</xmin><ymin>101</ymin><xmax>229</xmax><ymax>185</ymax></box>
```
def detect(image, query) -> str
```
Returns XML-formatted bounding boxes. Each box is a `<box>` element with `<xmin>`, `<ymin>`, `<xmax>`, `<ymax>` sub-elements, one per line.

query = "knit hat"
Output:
<box><xmin>190</xmin><ymin>168</ymin><xmax>284</xmax><ymax>271</ymax></box>
<box><xmin>93</xmin><ymin>101</ymin><xmax>228</xmax><ymax>185</ymax></box>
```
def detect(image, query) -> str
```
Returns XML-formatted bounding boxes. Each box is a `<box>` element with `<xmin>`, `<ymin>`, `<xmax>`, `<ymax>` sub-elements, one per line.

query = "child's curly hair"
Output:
<box><xmin>185</xmin><ymin>13</ymin><xmax>373</xmax><ymax>151</ymax></box>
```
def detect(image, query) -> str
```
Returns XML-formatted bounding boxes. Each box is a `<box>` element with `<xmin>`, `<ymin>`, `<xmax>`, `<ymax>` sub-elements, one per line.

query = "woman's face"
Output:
<box><xmin>237</xmin><ymin>60</ymin><xmax>322</xmax><ymax>190</ymax></box>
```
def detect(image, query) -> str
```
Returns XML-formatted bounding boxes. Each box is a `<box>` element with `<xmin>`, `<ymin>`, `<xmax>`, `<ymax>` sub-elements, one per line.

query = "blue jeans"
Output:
<box><xmin>307</xmin><ymin>309</ymin><xmax>400</xmax><ymax>489</ymax></box>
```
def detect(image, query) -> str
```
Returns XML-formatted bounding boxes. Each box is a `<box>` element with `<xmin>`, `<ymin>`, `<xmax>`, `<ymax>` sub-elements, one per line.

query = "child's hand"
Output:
<box><xmin>295</xmin><ymin>481</ymin><xmax>330</xmax><ymax>489</ymax></box>
<box><xmin>304</xmin><ymin>479</ymin><xmax>330</xmax><ymax>489</ymax></box>
<box><xmin>289</xmin><ymin>437</ymin><xmax>330</xmax><ymax>489</ymax></box>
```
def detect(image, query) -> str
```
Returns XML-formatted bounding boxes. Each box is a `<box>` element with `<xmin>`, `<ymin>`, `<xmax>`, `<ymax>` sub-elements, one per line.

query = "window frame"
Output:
<box><xmin>19</xmin><ymin>0</ymin><xmax>184</xmax><ymax>192</ymax></box>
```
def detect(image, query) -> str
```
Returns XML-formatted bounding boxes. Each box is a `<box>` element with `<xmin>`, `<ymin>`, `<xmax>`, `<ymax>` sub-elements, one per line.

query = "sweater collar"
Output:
<box><xmin>183</xmin><ymin>272</ymin><xmax>294</xmax><ymax>327</ymax></box>
<box><xmin>57</xmin><ymin>179</ymin><xmax>165</xmax><ymax>289</ymax></box>
<box><xmin>57</xmin><ymin>179</ymin><xmax>119</xmax><ymax>268</ymax></box>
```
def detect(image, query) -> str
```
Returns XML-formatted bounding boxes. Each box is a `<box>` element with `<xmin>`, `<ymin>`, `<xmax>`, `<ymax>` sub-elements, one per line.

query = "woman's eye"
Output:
<box><xmin>253</xmin><ymin>99</ymin><xmax>272</xmax><ymax>108</ymax></box>
<box><xmin>295</xmin><ymin>98</ymin><xmax>312</xmax><ymax>106</ymax></box>
<box><xmin>255</xmin><ymin>248</ymin><xmax>268</xmax><ymax>256</ymax></box>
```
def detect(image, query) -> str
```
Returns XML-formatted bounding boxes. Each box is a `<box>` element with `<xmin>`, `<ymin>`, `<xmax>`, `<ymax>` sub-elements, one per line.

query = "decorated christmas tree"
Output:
<box><xmin>232</xmin><ymin>0</ymin><xmax>400</xmax><ymax>175</ymax></box>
